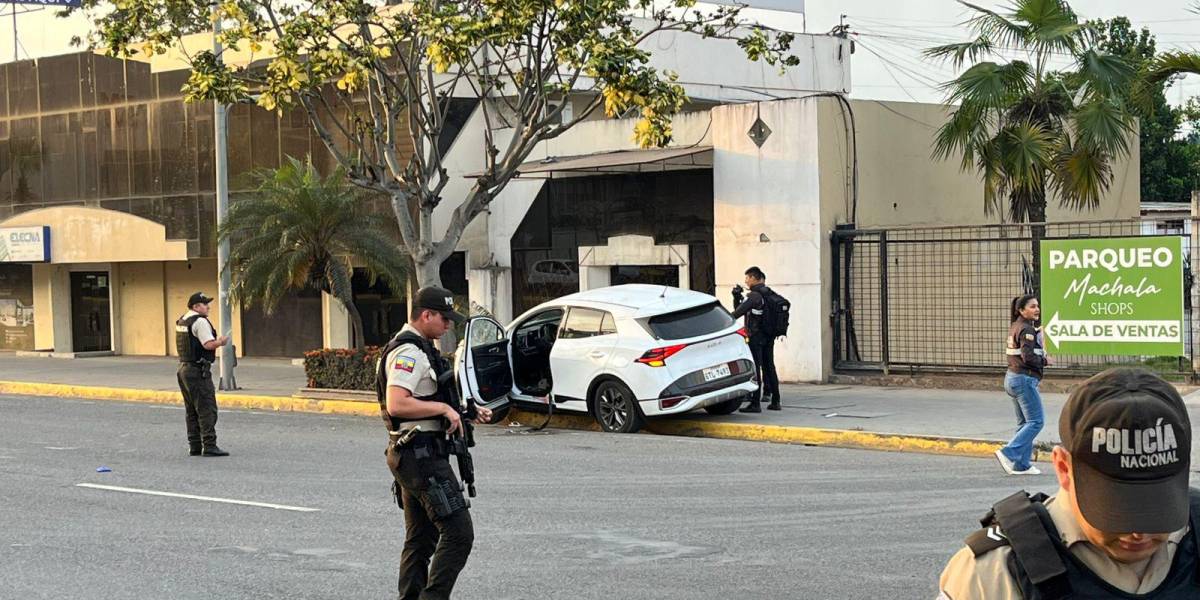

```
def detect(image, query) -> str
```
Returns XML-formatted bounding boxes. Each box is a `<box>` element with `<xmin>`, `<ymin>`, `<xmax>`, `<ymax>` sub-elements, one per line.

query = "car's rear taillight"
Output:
<box><xmin>635</xmin><ymin>344</ymin><xmax>688</xmax><ymax>367</ymax></box>
<box><xmin>737</xmin><ymin>327</ymin><xmax>749</xmax><ymax>342</ymax></box>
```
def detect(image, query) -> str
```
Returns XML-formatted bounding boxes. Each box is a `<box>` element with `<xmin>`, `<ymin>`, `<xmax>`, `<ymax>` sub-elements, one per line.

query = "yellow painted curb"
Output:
<box><xmin>0</xmin><ymin>380</ymin><xmax>378</xmax><ymax>418</ymax></box>
<box><xmin>508</xmin><ymin>408</ymin><xmax>1052</xmax><ymax>461</ymax></box>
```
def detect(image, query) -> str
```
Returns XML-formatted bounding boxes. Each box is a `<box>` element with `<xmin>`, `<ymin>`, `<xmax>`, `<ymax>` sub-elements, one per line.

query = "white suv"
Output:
<box><xmin>455</xmin><ymin>284</ymin><xmax>758</xmax><ymax>433</ymax></box>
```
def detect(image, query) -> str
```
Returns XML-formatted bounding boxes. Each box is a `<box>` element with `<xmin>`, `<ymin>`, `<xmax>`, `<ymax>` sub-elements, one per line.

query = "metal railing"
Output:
<box><xmin>831</xmin><ymin>217</ymin><xmax>1196</xmax><ymax>380</ymax></box>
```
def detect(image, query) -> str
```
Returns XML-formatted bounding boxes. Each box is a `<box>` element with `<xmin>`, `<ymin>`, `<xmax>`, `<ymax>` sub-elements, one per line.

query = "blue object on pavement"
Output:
<box><xmin>96</xmin><ymin>466</ymin><xmax>112</xmax><ymax>473</ymax></box>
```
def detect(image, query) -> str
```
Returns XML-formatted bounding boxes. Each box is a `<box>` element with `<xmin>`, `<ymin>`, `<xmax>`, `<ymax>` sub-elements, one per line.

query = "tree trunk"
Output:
<box><xmin>412</xmin><ymin>253</ymin><xmax>460</xmax><ymax>354</ymax></box>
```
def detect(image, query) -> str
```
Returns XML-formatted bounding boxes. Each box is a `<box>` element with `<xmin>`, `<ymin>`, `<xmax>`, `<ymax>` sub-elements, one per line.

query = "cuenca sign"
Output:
<box><xmin>0</xmin><ymin>226</ymin><xmax>51</xmax><ymax>263</ymax></box>
<box><xmin>1040</xmin><ymin>236</ymin><xmax>1185</xmax><ymax>356</ymax></box>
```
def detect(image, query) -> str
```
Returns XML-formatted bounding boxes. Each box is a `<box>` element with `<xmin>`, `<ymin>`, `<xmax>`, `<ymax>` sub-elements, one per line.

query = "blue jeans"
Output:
<box><xmin>1001</xmin><ymin>372</ymin><xmax>1044</xmax><ymax>471</ymax></box>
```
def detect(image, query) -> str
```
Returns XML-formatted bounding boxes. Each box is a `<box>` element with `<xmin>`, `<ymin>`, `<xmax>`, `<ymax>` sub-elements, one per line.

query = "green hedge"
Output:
<box><xmin>304</xmin><ymin>347</ymin><xmax>382</xmax><ymax>391</ymax></box>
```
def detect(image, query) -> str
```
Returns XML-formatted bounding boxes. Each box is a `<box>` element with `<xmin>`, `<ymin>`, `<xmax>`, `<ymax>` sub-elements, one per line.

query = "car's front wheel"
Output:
<box><xmin>703</xmin><ymin>394</ymin><xmax>746</xmax><ymax>415</ymax></box>
<box><xmin>591</xmin><ymin>379</ymin><xmax>645</xmax><ymax>434</ymax></box>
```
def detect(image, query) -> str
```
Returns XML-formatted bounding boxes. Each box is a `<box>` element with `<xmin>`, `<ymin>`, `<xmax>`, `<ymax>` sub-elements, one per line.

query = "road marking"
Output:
<box><xmin>75</xmin><ymin>483</ymin><xmax>320</xmax><ymax>512</ymax></box>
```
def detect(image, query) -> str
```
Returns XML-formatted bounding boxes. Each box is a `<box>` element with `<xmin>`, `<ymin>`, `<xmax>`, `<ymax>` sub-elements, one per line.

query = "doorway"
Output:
<box><xmin>70</xmin><ymin>271</ymin><xmax>112</xmax><ymax>352</ymax></box>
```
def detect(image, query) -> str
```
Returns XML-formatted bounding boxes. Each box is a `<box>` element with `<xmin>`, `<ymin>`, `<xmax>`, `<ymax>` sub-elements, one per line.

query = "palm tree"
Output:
<box><xmin>926</xmin><ymin>0</ymin><xmax>1137</xmax><ymax>289</ymax></box>
<box><xmin>1143</xmin><ymin>51</ymin><xmax>1200</xmax><ymax>97</ymax></box>
<box><xmin>1138</xmin><ymin>2</ymin><xmax>1200</xmax><ymax>91</ymax></box>
<box><xmin>218</xmin><ymin>157</ymin><xmax>408</xmax><ymax>349</ymax></box>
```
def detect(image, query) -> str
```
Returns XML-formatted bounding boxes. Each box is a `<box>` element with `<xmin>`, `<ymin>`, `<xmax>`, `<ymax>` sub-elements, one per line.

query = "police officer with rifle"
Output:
<box><xmin>375</xmin><ymin>287</ymin><xmax>492</xmax><ymax>600</ymax></box>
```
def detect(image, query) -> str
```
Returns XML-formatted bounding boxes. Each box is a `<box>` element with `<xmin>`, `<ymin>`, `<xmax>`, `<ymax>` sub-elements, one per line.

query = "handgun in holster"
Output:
<box><xmin>425</xmin><ymin>476</ymin><xmax>469</xmax><ymax>518</ymax></box>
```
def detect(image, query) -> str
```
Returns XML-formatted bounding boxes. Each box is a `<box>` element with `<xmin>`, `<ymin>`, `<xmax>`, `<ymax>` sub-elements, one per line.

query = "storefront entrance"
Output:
<box><xmin>70</xmin><ymin>271</ymin><xmax>112</xmax><ymax>352</ymax></box>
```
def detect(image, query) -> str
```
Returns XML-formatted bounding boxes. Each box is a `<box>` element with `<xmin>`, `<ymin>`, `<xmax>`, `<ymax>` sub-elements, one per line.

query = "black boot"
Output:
<box><xmin>189</xmin><ymin>445</ymin><xmax>202</xmax><ymax>456</ymax></box>
<box><xmin>201</xmin><ymin>446</ymin><xmax>230</xmax><ymax>457</ymax></box>
<box><xmin>740</xmin><ymin>401</ymin><xmax>762</xmax><ymax>413</ymax></box>
<box><xmin>767</xmin><ymin>396</ymin><xmax>781</xmax><ymax>411</ymax></box>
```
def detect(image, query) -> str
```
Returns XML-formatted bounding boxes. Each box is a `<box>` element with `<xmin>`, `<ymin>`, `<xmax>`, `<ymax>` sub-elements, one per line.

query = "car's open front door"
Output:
<box><xmin>455</xmin><ymin>316</ymin><xmax>513</xmax><ymax>419</ymax></box>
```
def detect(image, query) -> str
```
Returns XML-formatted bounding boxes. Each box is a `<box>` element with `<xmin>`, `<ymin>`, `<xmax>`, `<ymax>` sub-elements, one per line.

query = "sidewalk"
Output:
<box><xmin>3</xmin><ymin>353</ymin><xmax>1196</xmax><ymax>460</ymax></box>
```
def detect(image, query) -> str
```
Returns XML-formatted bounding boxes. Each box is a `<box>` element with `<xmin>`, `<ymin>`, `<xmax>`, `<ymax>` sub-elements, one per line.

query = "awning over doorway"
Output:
<box><xmin>0</xmin><ymin>206</ymin><xmax>189</xmax><ymax>264</ymax></box>
<box><xmin>472</xmin><ymin>145</ymin><xmax>713</xmax><ymax>178</ymax></box>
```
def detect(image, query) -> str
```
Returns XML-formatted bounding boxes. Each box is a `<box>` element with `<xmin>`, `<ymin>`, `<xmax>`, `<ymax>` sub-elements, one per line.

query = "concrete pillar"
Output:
<box><xmin>31</xmin><ymin>263</ymin><xmax>72</xmax><ymax>353</ymax></box>
<box><xmin>322</xmin><ymin>292</ymin><xmax>352</xmax><ymax>349</ymax></box>
<box><xmin>712</xmin><ymin>99</ymin><xmax>824</xmax><ymax>383</ymax></box>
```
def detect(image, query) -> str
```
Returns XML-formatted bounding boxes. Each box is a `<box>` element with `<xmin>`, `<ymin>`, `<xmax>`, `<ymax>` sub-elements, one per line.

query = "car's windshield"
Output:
<box><xmin>646</xmin><ymin>302</ymin><xmax>733</xmax><ymax>340</ymax></box>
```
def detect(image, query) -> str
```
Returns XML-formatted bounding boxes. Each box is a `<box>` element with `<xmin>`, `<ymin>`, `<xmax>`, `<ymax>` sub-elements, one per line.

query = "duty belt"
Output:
<box><xmin>389</xmin><ymin>419</ymin><xmax>445</xmax><ymax>437</ymax></box>
<box><xmin>388</xmin><ymin>419</ymin><xmax>446</xmax><ymax>447</ymax></box>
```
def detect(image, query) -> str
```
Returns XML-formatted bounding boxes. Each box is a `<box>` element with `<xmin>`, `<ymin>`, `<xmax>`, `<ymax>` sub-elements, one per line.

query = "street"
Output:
<box><xmin>3</xmin><ymin>394</ymin><xmax>1059</xmax><ymax>600</ymax></box>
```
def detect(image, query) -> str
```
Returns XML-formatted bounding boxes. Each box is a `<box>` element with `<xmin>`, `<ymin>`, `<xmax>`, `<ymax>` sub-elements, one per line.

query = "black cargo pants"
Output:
<box><xmin>387</xmin><ymin>441</ymin><xmax>474</xmax><ymax>600</ymax></box>
<box><xmin>177</xmin><ymin>362</ymin><xmax>219</xmax><ymax>449</ymax></box>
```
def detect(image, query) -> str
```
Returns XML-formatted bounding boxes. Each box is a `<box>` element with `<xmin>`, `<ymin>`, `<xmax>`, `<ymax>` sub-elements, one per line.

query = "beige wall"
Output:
<box><xmin>31</xmin><ymin>263</ymin><xmax>70</xmax><ymax>352</ymax></box>
<box><xmin>1</xmin><ymin>206</ymin><xmax>188</xmax><ymax>264</ymax></box>
<box><xmin>163</xmin><ymin>259</ymin><xmax>244</xmax><ymax>358</ymax></box>
<box><xmin>841</xmin><ymin>100</ymin><xmax>1140</xmax><ymax>228</ymax></box>
<box><xmin>116</xmin><ymin>262</ymin><xmax>168</xmax><ymax>355</ymax></box>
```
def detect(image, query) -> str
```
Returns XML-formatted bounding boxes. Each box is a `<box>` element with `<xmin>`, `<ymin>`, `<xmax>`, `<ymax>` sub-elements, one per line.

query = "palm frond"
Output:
<box><xmin>1072</xmin><ymin>98</ymin><xmax>1134</xmax><ymax>157</ymax></box>
<box><xmin>960</xmin><ymin>1</ymin><xmax>1029</xmax><ymax>49</ymax></box>
<box><xmin>925</xmin><ymin>39</ymin><xmax>995</xmax><ymax>68</ymax></box>
<box><xmin>1143</xmin><ymin>51</ymin><xmax>1200</xmax><ymax>94</ymax></box>
<box><xmin>1051</xmin><ymin>137</ymin><xmax>1113</xmax><ymax>211</ymax></box>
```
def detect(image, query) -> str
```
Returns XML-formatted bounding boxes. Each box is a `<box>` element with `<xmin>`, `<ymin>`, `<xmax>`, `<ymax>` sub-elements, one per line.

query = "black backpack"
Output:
<box><xmin>761</xmin><ymin>288</ymin><xmax>791</xmax><ymax>338</ymax></box>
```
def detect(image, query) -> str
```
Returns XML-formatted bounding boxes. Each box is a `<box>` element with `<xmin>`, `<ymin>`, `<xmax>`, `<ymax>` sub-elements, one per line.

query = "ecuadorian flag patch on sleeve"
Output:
<box><xmin>394</xmin><ymin>356</ymin><xmax>416</xmax><ymax>373</ymax></box>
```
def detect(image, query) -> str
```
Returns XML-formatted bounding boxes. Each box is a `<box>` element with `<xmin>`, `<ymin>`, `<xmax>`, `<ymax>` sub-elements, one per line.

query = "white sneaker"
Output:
<box><xmin>994</xmin><ymin>449</ymin><xmax>1017</xmax><ymax>475</ymax></box>
<box><xmin>1012</xmin><ymin>465</ymin><xmax>1042</xmax><ymax>476</ymax></box>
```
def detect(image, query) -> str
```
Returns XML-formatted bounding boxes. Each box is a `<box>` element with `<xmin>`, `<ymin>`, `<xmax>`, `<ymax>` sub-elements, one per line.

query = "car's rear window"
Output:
<box><xmin>647</xmin><ymin>302</ymin><xmax>733</xmax><ymax>340</ymax></box>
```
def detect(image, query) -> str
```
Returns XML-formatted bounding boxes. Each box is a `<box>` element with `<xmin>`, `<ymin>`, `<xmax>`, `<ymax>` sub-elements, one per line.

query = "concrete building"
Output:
<box><xmin>0</xmin><ymin>23</ymin><xmax>1141</xmax><ymax>382</ymax></box>
<box><xmin>0</xmin><ymin>24</ymin><xmax>849</xmax><ymax>358</ymax></box>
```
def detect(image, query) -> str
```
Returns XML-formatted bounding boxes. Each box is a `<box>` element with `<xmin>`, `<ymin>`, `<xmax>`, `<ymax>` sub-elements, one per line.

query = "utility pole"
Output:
<box><xmin>213</xmin><ymin>9</ymin><xmax>237</xmax><ymax>390</ymax></box>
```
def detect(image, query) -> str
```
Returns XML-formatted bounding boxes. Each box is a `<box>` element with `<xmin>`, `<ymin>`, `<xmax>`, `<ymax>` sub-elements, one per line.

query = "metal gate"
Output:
<box><xmin>830</xmin><ymin>218</ymin><xmax>1196</xmax><ymax>380</ymax></box>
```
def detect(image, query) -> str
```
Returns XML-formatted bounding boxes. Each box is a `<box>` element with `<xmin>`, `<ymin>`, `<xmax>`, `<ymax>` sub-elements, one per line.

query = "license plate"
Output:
<box><xmin>702</xmin><ymin>364</ymin><xmax>731</xmax><ymax>382</ymax></box>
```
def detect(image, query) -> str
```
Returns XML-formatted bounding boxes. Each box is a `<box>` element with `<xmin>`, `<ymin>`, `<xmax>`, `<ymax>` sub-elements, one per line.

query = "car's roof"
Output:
<box><xmin>551</xmin><ymin>284</ymin><xmax>717</xmax><ymax>317</ymax></box>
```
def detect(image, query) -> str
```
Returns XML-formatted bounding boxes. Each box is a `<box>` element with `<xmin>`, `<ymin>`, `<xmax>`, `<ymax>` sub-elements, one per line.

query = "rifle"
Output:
<box><xmin>438</xmin><ymin>369</ymin><xmax>477</xmax><ymax>498</ymax></box>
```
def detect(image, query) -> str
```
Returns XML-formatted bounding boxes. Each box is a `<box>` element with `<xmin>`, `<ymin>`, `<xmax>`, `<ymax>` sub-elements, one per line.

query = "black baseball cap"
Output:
<box><xmin>187</xmin><ymin>291</ymin><xmax>213</xmax><ymax>308</ymax></box>
<box><xmin>416</xmin><ymin>286</ymin><xmax>465</xmax><ymax>323</ymax></box>
<box><xmin>1060</xmin><ymin>368</ymin><xmax>1192</xmax><ymax>533</ymax></box>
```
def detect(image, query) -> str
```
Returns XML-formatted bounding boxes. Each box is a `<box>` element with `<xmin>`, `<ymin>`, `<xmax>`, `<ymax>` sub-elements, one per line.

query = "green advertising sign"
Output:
<box><xmin>1040</xmin><ymin>236</ymin><xmax>1184</xmax><ymax>356</ymax></box>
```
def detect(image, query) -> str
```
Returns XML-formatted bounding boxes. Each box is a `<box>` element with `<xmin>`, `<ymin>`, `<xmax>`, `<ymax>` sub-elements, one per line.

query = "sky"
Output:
<box><xmin>2</xmin><ymin>0</ymin><xmax>1199</xmax><ymax>106</ymax></box>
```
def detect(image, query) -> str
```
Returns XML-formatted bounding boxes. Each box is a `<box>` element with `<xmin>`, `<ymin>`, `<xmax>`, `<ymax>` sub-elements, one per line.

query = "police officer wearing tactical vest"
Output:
<box><xmin>731</xmin><ymin>266</ymin><xmax>782</xmax><ymax>412</ymax></box>
<box><xmin>937</xmin><ymin>367</ymin><xmax>1199</xmax><ymax>599</ymax></box>
<box><xmin>377</xmin><ymin>286</ymin><xmax>492</xmax><ymax>600</ymax></box>
<box><xmin>175</xmin><ymin>292</ymin><xmax>230</xmax><ymax>457</ymax></box>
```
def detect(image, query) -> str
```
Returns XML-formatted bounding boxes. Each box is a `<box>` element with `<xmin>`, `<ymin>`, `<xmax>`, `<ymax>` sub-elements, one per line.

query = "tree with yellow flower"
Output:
<box><xmin>70</xmin><ymin>0</ymin><xmax>799</xmax><ymax>291</ymax></box>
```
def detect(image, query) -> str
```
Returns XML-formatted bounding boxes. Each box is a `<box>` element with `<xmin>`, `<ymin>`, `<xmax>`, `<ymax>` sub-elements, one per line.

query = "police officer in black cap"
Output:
<box><xmin>938</xmin><ymin>367</ymin><xmax>1200</xmax><ymax>599</ymax></box>
<box><xmin>175</xmin><ymin>292</ymin><xmax>230</xmax><ymax>457</ymax></box>
<box><xmin>376</xmin><ymin>286</ymin><xmax>492</xmax><ymax>600</ymax></box>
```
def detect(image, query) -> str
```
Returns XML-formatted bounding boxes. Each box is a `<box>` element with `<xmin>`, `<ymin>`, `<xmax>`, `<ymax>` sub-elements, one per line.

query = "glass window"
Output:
<box><xmin>647</xmin><ymin>302</ymin><xmax>733</xmax><ymax>340</ymax></box>
<box><xmin>468</xmin><ymin>318</ymin><xmax>505</xmax><ymax>348</ymax></box>
<box><xmin>560</xmin><ymin>307</ymin><xmax>605</xmax><ymax>340</ymax></box>
<box><xmin>600</xmin><ymin>312</ymin><xmax>617</xmax><ymax>335</ymax></box>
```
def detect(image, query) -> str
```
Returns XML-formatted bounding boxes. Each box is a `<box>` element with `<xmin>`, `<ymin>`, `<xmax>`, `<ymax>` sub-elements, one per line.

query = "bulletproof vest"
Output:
<box><xmin>966</xmin><ymin>489</ymin><xmax>1200</xmax><ymax>599</ymax></box>
<box><xmin>175</xmin><ymin>314</ymin><xmax>216</xmax><ymax>363</ymax></box>
<box><xmin>375</xmin><ymin>331</ymin><xmax>453</xmax><ymax>431</ymax></box>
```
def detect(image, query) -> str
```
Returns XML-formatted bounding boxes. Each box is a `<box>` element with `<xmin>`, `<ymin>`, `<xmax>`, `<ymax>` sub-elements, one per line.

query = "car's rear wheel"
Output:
<box><xmin>591</xmin><ymin>379</ymin><xmax>644</xmax><ymax>434</ymax></box>
<box><xmin>704</xmin><ymin>394</ymin><xmax>746</xmax><ymax>415</ymax></box>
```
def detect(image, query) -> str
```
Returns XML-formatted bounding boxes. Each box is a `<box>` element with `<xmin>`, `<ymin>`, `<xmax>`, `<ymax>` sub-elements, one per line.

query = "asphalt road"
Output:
<box><xmin>1</xmin><ymin>394</ymin><xmax>1068</xmax><ymax>600</ymax></box>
